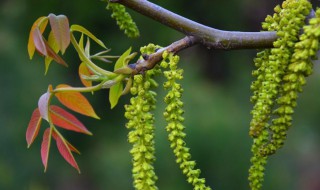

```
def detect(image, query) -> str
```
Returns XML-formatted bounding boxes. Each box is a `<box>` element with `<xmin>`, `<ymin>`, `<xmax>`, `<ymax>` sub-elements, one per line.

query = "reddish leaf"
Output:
<box><xmin>44</xmin><ymin>31</ymin><xmax>60</xmax><ymax>74</ymax></box>
<box><xmin>33</xmin><ymin>27</ymin><xmax>48</xmax><ymax>56</ymax></box>
<box><xmin>54</xmin><ymin>131</ymin><xmax>81</xmax><ymax>173</ymax></box>
<box><xmin>41</xmin><ymin>128</ymin><xmax>52</xmax><ymax>172</ymax></box>
<box><xmin>43</xmin><ymin>39</ymin><xmax>68</xmax><ymax>67</ymax></box>
<box><xmin>55</xmin><ymin>84</ymin><xmax>100</xmax><ymax>119</ymax></box>
<box><xmin>28</xmin><ymin>16</ymin><xmax>48</xmax><ymax>59</ymax></box>
<box><xmin>48</xmin><ymin>14</ymin><xmax>70</xmax><ymax>54</ymax></box>
<box><xmin>26</xmin><ymin>108</ymin><xmax>42</xmax><ymax>148</ymax></box>
<box><xmin>78</xmin><ymin>62</ymin><xmax>92</xmax><ymax>87</ymax></box>
<box><xmin>52</xmin><ymin>130</ymin><xmax>80</xmax><ymax>154</ymax></box>
<box><xmin>49</xmin><ymin>105</ymin><xmax>92</xmax><ymax>135</ymax></box>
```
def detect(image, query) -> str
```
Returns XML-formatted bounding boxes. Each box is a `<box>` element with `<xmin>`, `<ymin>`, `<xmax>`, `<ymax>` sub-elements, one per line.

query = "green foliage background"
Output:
<box><xmin>1</xmin><ymin>0</ymin><xmax>320</xmax><ymax>189</ymax></box>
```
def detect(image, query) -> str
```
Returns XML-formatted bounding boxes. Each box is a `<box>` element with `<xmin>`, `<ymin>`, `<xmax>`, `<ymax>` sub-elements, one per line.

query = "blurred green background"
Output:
<box><xmin>1</xmin><ymin>0</ymin><xmax>320</xmax><ymax>189</ymax></box>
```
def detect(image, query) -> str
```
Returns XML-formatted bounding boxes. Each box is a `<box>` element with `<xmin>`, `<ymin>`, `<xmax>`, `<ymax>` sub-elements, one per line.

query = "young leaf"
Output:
<box><xmin>38</xmin><ymin>86</ymin><xmax>52</xmax><ymax>121</ymax></box>
<box><xmin>26</xmin><ymin>108</ymin><xmax>42</xmax><ymax>148</ymax></box>
<box><xmin>28</xmin><ymin>16</ymin><xmax>48</xmax><ymax>59</ymax></box>
<box><xmin>48</xmin><ymin>14</ymin><xmax>70</xmax><ymax>54</ymax></box>
<box><xmin>45</xmin><ymin>31</ymin><xmax>60</xmax><ymax>74</ymax></box>
<box><xmin>43</xmin><ymin>39</ymin><xmax>68</xmax><ymax>67</ymax></box>
<box><xmin>109</xmin><ymin>82</ymin><xmax>123</xmax><ymax>109</ymax></box>
<box><xmin>41</xmin><ymin>128</ymin><xmax>52</xmax><ymax>172</ymax></box>
<box><xmin>52</xmin><ymin>130</ymin><xmax>80</xmax><ymax>154</ymax></box>
<box><xmin>55</xmin><ymin>84</ymin><xmax>99</xmax><ymax>119</ymax></box>
<box><xmin>50</xmin><ymin>105</ymin><xmax>92</xmax><ymax>135</ymax></box>
<box><xmin>54</xmin><ymin>131</ymin><xmax>81</xmax><ymax>173</ymax></box>
<box><xmin>32</xmin><ymin>27</ymin><xmax>48</xmax><ymax>56</ymax></box>
<box><xmin>70</xmin><ymin>24</ymin><xmax>106</xmax><ymax>49</ymax></box>
<box><xmin>114</xmin><ymin>47</ymin><xmax>131</xmax><ymax>70</ymax></box>
<box><xmin>79</xmin><ymin>62</ymin><xmax>92</xmax><ymax>87</ymax></box>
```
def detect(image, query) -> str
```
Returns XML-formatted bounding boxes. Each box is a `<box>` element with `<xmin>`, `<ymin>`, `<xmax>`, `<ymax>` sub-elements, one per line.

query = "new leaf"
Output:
<box><xmin>50</xmin><ymin>105</ymin><xmax>92</xmax><ymax>135</ymax></box>
<box><xmin>48</xmin><ymin>14</ymin><xmax>70</xmax><ymax>54</ymax></box>
<box><xmin>109</xmin><ymin>82</ymin><xmax>124</xmax><ymax>109</ymax></box>
<box><xmin>26</xmin><ymin>108</ymin><xmax>42</xmax><ymax>148</ymax></box>
<box><xmin>41</xmin><ymin>128</ymin><xmax>52</xmax><ymax>172</ymax></box>
<box><xmin>28</xmin><ymin>16</ymin><xmax>48</xmax><ymax>59</ymax></box>
<box><xmin>55</xmin><ymin>84</ymin><xmax>100</xmax><ymax>119</ymax></box>
<box><xmin>52</xmin><ymin>130</ymin><xmax>81</xmax><ymax>173</ymax></box>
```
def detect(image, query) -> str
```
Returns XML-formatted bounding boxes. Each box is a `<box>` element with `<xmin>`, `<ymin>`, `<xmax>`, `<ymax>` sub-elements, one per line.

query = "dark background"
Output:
<box><xmin>1</xmin><ymin>0</ymin><xmax>320</xmax><ymax>189</ymax></box>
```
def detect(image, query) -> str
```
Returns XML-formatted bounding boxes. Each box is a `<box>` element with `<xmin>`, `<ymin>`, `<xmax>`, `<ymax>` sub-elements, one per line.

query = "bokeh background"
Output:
<box><xmin>1</xmin><ymin>0</ymin><xmax>320</xmax><ymax>189</ymax></box>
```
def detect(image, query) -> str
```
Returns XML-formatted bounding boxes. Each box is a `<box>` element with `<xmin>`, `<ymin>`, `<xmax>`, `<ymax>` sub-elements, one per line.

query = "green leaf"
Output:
<box><xmin>48</xmin><ymin>14</ymin><xmax>70</xmax><ymax>54</ymax></box>
<box><xmin>114</xmin><ymin>47</ymin><xmax>131</xmax><ymax>70</ymax></box>
<box><xmin>109</xmin><ymin>82</ymin><xmax>123</xmax><ymax>109</ymax></box>
<box><xmin>70</xmin><ymin>25</ymin><xmax>106</xmax><ymax>49</ymax></box>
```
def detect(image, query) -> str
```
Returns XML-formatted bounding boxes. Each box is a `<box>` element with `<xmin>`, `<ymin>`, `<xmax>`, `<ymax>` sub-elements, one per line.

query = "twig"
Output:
<box><xmin>131</xmin><ymin>36</ymin><xmax>200</xmax><ymax>74</ymax></box>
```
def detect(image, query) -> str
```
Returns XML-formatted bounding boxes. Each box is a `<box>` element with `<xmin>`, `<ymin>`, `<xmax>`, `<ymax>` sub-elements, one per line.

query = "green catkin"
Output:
<box><xmin>124</xmin><ymin>45</ymin><xmax>161</xmax><ymax>190</ymax></box>
<box><xmin>262</xmin><ymin>6</ymin><xmax>320</xmax><ymax>155</ymax></box>
<box><xmin>106</xmin><ymin>1</ymin><xmax>140</xmax><ymax>38</ymax></box>
<box><xmin>161</xmin><ymin>51</ymin><xmax>211</xmax><ymax>190</ymax></box>
<box><xmin>248</xmin><ymin>1</ymin><xmax>312</xmax><ymax>190</ymax></box>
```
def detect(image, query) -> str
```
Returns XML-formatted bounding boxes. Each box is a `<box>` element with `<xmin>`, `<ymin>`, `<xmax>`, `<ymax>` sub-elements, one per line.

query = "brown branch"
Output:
<box><xmin>110</xmin><ymin>0</ymin><xmax>277</xmax><ymax>50</ymax></box>
<box><xmin>131</xmin><ymin>36</ymin><xmax>200</xmax><ymax>74</ymax></box>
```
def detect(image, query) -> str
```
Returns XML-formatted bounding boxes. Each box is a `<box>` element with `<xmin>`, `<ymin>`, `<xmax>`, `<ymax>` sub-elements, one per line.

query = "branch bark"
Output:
<box><xmin>111</xmin><ymin>0</ymin><xmax>277</xmax><ymax>50</ymax></box>
<box><xmin>131</xmin><ymin>36</ymin><xmax>200</xmax><ymax>74</ymax></box>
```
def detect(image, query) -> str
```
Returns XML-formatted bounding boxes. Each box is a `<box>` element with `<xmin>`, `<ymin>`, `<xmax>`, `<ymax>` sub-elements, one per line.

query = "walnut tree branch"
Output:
<box><xmin>131</xmin><ymin>36</ymin><xmax>199</xmax><ymax>74</ymax></box>
<box><xmin>110</xmin><ymin>0</ymin><xmax>278</xmax><ymax>50</ymax></box>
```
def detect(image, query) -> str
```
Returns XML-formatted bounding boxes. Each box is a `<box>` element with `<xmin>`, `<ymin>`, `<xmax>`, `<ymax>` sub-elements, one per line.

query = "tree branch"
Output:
<box><xmin>131</xmin><ymin>36</ymin><xmax>200</xmax><ymax>74</ymax></box>
<box><xmin>111</xmin><ymin>0</ymin><xmax>277</xmax><ymax>50</ymax></box>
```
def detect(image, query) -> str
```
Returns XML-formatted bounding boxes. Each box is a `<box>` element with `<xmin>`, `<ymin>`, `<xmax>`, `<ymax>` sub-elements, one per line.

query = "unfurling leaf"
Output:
<box><xmin>114</xmin><ymin>47</ymin><xmax>131</xmax><ymax>70</ymax></box>
<box><xmin>45</xmin><ymin>31</ymin><xmax>60</xmax><ymax>74</ymax></box>
<box><xmin>38</xmin><ymin>86</ymin><xmax>53</xmax><ymax>121</ymax></box>
<box><xmin>122</xmin><ymin>77</ymin><xmax>133</xmax><ymax>95</ymax></box>
<box><xmin>43</xmin><ymin>39</ymin><xmax>68</xmax><ymax>67</ymax></box>
<box><xmin>53</xmin><ymin>130</ymin><xmax>80</xmax><ymax>173</ymax></box>
<box><xmin>32</xmin><ymin>28</ymin><xmax>48</xmax><ymax>56</ymax></box>
<box><xmin>50</xmin><ymin>105</ymin><xmax>92</xmax><ymax>135</ymax></box>
<box><xmin>26</xmin><ymin>108</ymin><xmax>42</xmax><ymax>148</ymax></box>
<box><xmin>41</xmin><ymin>128</ymin><xmax>52</xmax><ymax>172</ymax></box>
<box><xmin>79</xmin><ymin>62</ymin><xmax>93</xmax><ymax>87</ymax></box>
<box><xmin>70</xmin><ymin>25</ymin><xmax>106</xmax><ymax>49</ymax></box>
<box><xmin>48</xmin><ymin>14</ymin><xmax>70</xmax><ymax>54</ymax></box>
<box><xmin>28</xmin><ymin>16</ymin><xmax>48</xmax><ymax>59</ymax></box>
<box><xmin>55</xmin><ymin>84</ymin><xmax>99</xmax><ymax>119</ymax></box>
<box><xmin>109</xmin><ymin>82</ymin><xmax>123</xmax><ymax>109</ymax></box>
<box><xmin>114</xmin><ymin>66</ymin><xmax>133</xmax><ymax>74</ymax></box>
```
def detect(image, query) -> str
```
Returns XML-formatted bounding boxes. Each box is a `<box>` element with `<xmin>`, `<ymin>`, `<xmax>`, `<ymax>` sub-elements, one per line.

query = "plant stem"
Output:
<box><xmin>112</xmin><ymin>0</ymin><xmax>277</xmax><ymax>49</ymax></box>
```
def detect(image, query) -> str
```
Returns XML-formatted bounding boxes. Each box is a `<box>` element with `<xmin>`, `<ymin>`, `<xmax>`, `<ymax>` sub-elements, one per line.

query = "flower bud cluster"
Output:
<box><xmin>161</xmin><ymin>51</ymin><xmax>211</xmax><ymax>190</ymax></box>
<box><xmin>124</xmin><ymin>44</ymin><xmax>161</xmax><ymax>190</ymax></box>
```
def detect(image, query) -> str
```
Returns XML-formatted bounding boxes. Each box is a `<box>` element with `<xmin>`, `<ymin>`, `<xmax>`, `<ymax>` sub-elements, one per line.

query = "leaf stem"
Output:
<box><xmin>52</xmin><ymin>82</ymin><xmax>106</xmax><ymax>94</ymax></box>
<box><xmin>70</xmin><ymin>34</ymin><xmax>117</xmax><ymax>78</ymax></box>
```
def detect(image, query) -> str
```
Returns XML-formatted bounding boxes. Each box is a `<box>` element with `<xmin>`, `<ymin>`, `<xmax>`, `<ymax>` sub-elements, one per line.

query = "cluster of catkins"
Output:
<box><xmin>125</xmin><ymin>44</ymin><xmax>211</xmax><ymax>190</ymax></box>
<box><xmin>249</xmin><ymin>0</ymin><xmax>320</xmax><ymax>189</ymax></box>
